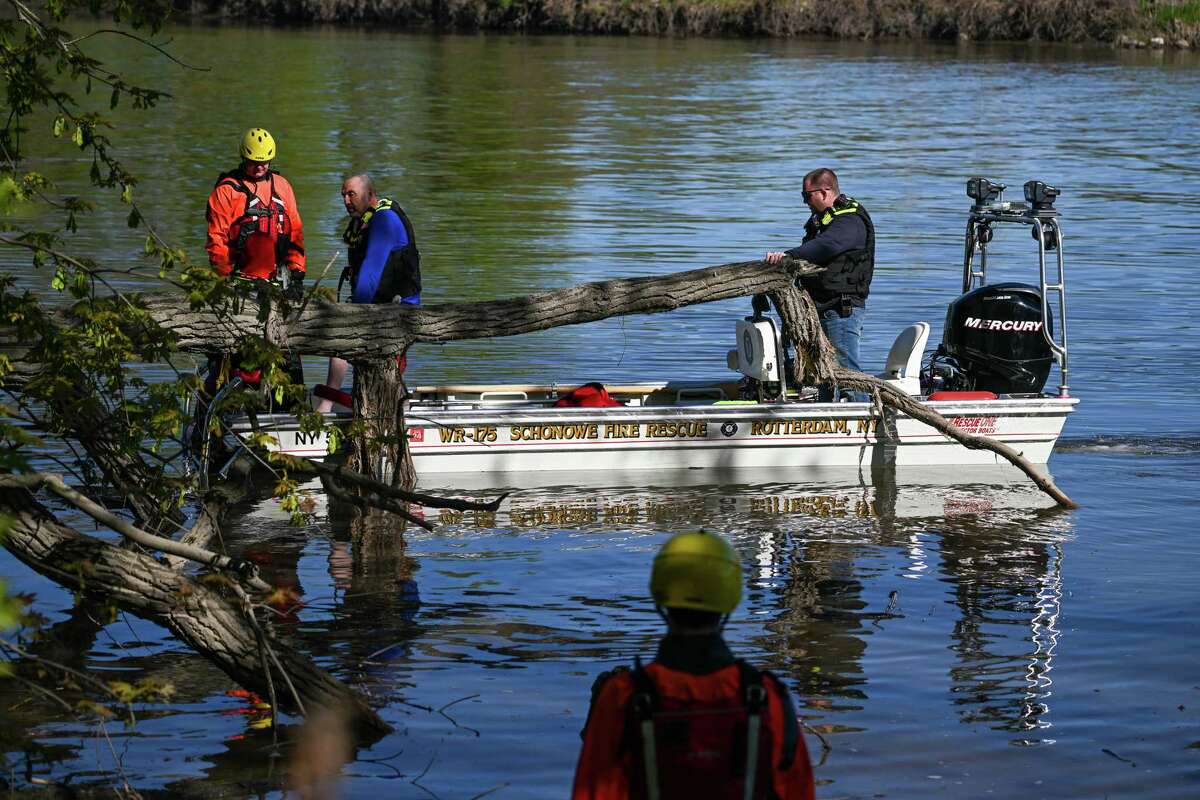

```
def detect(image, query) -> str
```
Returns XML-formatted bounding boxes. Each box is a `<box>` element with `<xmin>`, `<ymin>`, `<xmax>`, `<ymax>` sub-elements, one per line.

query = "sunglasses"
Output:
<box><xmin>802</xmin><ymin>186</ymin><xmax>830</xmax><ymax>202</ymax></box>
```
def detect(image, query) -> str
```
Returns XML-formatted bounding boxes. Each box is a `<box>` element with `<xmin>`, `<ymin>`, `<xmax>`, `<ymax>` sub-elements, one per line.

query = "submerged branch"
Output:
<box><xmin>322</xmin><ymin>476</ymin><xmax>434</xmax><ymax>531</ymax></box>
<box><xmin>771</xmin><ymin>270</ymin><xmax>1076</xmax><ymax>509</ymax></box>
<box><xmin>304</xmin><ymin>459</ymin><xmax>507</xmax><ymax>513</ymax></box>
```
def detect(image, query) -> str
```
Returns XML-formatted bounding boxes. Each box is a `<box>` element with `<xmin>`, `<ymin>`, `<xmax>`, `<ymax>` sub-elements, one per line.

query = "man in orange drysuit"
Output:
<box><xmin>206</xmin><ymin>127</ymin><xmax>306</xmax><ymax>287</ymax></box>
<box><xmin>572</xmin><ymin>531</ymin><xmax>815</xmax><ymax>800</ymax></box>
<box><xmin>202</xmin><ymin>127</ymin><xmax>307</xmax><ymax>401</ymax></box>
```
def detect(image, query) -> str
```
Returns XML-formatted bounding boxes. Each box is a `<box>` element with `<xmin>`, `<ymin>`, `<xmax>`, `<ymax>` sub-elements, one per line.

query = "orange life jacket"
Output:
<box><xmin>214</xmin><ymin>171</ymin><xmax>297</xmax><ymax>280</ymax></box>
<box><xmin>626</xmin><ymin>659</ymin><xmax>775</xmax><ymax>800</ymax></box>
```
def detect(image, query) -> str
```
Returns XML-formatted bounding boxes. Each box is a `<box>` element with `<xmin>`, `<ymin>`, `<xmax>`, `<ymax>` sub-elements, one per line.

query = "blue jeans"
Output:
<box><xmin>819</xmin><ymin>305</ymin><xmax>866</xmax><ymax>402</ymax></box>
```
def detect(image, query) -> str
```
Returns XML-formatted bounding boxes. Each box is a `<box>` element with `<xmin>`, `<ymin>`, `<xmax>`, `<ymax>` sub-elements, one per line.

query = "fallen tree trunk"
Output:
<box><xmin>0</xmin><ymin>259</ymin><xmax>822</xmax><ymax>491</ymax></box>
<box><xmin>0</xmin><ymin>486</ymin><xmax>392</xmax><ymax>740</ymax></box>
<box><xmin>351</xmin><ymin>357</ymin><xmax>413</xmax><ymax>489</ymax></box>
<box><xmin>0</xmin><ymin>258</ymin><xmax>818</xmax><ymax>366</ymax></box>
<box><xmin>164</xmin><ymin>493</ymin><xmax>228</xmax><ymax>570</ymax></box>
<box><xmin>135</xmin><ymin>259</ymin><xmax>822</xmax><ymax>361</ymax></box>
<box><xmin>0</xmin><ymin>473</ymin><xmax>271</xmax><ymax>592</ymax></box>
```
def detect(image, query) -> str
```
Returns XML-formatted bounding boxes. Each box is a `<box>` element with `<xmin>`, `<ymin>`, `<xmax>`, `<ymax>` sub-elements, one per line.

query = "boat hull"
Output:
<box><xmin>240</xmin><ymin>396</ymin><xmax>1078</xmax><ymax>474</ymax></box>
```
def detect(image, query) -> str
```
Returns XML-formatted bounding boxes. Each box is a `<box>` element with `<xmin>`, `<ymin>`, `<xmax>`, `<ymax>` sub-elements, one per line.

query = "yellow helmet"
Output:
<box><xmin>239</xmin><ymin>128</ymin><xmax>276</xmax><ymax>162</ymax></box>
<box><xmin>650</xmin><ymin>531</ymin><xmax>743</xmax><ymax>614</ymax></box>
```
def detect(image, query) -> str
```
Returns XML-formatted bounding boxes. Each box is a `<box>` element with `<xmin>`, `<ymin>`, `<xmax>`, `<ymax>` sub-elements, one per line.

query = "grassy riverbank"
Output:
<box><xmin>178</xmin><ymin>0</ymin><xmax>1198</xmax><ymax>45</ymax></box>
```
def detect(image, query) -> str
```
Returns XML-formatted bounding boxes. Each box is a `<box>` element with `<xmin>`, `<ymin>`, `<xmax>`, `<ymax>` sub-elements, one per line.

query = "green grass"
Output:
<box><xmin>1142</xmin><ymin>0</ymin><xmax>1200</xmax><ymax>26</ymax></box>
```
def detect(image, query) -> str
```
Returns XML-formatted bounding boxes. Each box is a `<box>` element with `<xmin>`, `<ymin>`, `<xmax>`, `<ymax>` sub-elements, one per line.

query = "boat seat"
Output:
<box><xmin>877</xmin><ymin>322</ymin><xmax>929</xmax><ymax>396</ymax></box>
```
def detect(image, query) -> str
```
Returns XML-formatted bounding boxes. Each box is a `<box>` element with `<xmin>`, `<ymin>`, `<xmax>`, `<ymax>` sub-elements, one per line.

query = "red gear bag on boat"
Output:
<box><xmin>554</xmin><ymin>382</ymin><xmax>623</xmax><ymax>408</ymax></box>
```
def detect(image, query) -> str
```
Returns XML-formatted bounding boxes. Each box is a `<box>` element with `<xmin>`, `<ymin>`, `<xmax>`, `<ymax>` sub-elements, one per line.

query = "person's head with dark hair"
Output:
<box><xmin>662</xmin><ymin>606</ymin><xmax>724</xmax><ymax>635</ymax></box>
<box><xmin>802</xmin><ymin>167</ymin><xmax>840</xmax><ymax>213</ymax></box>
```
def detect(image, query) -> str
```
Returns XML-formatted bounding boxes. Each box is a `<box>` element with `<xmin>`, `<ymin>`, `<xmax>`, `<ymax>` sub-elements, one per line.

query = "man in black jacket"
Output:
<box><xmin>767</xmin><ymin>168</ymin><xmax>875</xmax><ymax>401</ymax></box>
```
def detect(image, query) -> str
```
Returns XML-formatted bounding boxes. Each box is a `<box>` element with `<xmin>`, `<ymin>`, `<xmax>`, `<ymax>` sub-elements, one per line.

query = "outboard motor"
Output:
<box><xmin>928</xmin><ymin>282</ymin><xmax>1053</xmax><ymax>394</ymax></box>
<box><xmin>923</xmin><ymin>177</ymin><xmax>1071</xmax><ymax>397</ymax></box>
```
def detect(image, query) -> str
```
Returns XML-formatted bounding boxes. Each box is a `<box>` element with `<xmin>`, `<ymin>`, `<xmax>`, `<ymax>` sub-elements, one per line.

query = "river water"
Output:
<box><xmin>3</xmin><ymin>26</ymin><xmax>1200</xmax><ymax>799</ymax></box>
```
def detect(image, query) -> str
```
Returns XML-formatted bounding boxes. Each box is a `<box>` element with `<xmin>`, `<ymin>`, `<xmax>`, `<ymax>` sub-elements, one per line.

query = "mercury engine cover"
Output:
<box><xmin>935</xmin><ymin>282</ymin><xmax>1054</xmax><ymax>394</ymax></box>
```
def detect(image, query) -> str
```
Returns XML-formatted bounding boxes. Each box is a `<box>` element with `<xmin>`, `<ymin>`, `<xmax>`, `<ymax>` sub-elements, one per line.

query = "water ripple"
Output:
<box><xmin>1056</xmin><ymin>434</ymin><xmax>1200</xmax><ymax>456</ymax></box>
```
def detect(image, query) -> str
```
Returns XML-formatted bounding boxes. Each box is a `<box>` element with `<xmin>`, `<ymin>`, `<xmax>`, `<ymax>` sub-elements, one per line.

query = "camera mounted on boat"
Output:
<box><xmin>967</xmin><ymin>176</ymin><xmax>1007</xmax><ymax>209</ymax></box>
<box><xmin>1024</xmin><ymin>180</ymin><xmax>1060</xmax><ymax>215</ymax></box>
<box><xmin>1023</xmin><ymin>181</ymin><xmax>1061</xmax><ymax>250</ymax></box>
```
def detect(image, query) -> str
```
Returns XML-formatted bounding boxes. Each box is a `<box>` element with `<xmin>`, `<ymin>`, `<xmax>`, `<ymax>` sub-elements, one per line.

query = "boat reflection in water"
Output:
<box><xmin>243</xmin><ymin>463</ymin><xmax>1072</xmax><ymax>751</ymax></box>
<box><xmin>414</xmin><ymin>463</ymin><xmax>1064</xmax><ymax>527</ymax></box>
<box><xmin>420</xmin><ymin>463</ymin><xmax>1071</xmax><ymax>746</ymax></box>
<box><xmin>939</xmin><ymin>507</ymin><xmax>1065</xmax><ymax>745</ymax></box>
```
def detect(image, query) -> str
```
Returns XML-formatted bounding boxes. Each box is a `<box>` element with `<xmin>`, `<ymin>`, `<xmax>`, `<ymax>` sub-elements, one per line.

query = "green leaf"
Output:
<box><xmin>127</xmin><ymin>207</ymin><xmax>141</xmax><ymax>228</ymax></box>
<box><xmin>0</xmin><ymin>175</ymin><xmax>21</xmax><ymax>215</ymax></box>
<box><xmin>274</xmin><ymin>385</ymin><xmax>284</xmax><ymax>405</ymax></box>
<box><xmin>120</xmin><ymin>183</ymin><xmax>133</xmax><ymax>204</ymax></box>
<box><xmin>53</xmin><ymin>115</ymin><xmax>66</xmax><ymax>137</ymax></box>
<box><xmin>107</xmin><ymin>680</ymin><xmax>137</xmax><ymax>703</ymax></box>
<box><xmin>72</xmin><ymin>125</ymin><xmax>84</xmax><ymax>148</ymax></box>
<box><xmin>51</xmin><ymin>267</ymin><xmax>68</xmax><ymax>291</ymax></box>
<box><xmin>0</xmin><ymin>578</ymin><xmax>21</xmax><ymax>632</ymax></box>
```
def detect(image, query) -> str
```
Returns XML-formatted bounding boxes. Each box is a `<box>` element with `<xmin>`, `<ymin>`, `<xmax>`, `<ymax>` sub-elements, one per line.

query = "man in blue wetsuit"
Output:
<box><xmin>314</xmin><ymin>173</ymin><xmax>422</xmax><ymax>412</ymax></box>
<box><xmin>766</xmin><ymin>167</ymin><xmax>875</xmax><ymax>402</ymax></box>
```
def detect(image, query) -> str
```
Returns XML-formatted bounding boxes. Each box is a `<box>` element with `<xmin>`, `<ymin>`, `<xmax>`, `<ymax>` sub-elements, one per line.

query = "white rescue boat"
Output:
<box><xmin>223</xmin><ymin>177</ymin><xmax>1079</xmax><ymax>478</ymax></box>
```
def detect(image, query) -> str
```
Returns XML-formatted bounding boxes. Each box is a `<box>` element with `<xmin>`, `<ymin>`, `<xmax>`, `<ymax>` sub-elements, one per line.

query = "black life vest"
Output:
<box><xmin>341</xmin><ymin>198</ymin><xmax>421</xmax><ymax>303</ymax></box>
<box><xmin>801</xmin><ymin>194</ymin><xmax>875</xmax><ymax>304</ymax></box>
<box><xmin>627</xmin><ymin>659</ymin><xmax>775</xmax><ymax>800</ymax></box>
<box><xmin>213</xmin><ymin>170</ymin><xmax>300</xmax><ymax>280</ymax></box>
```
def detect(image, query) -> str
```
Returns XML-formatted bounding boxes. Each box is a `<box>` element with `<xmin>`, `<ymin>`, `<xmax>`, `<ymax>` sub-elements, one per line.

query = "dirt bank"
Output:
<box><xmin>176</xmin><ymin>0</ymin><xmax>1198</xmax><ymax>45</ymax></box>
